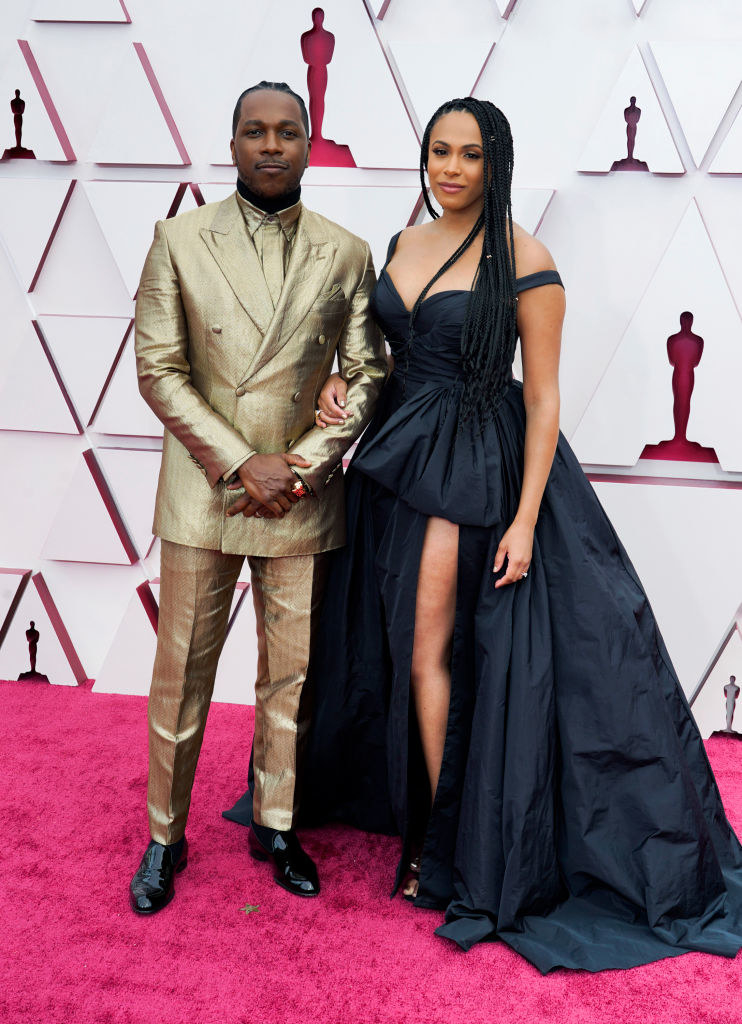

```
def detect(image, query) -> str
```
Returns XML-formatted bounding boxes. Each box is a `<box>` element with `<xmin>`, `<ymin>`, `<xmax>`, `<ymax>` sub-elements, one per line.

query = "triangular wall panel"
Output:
<box><xmin>0</xmin><ymin>320</ymin><xmax>80</xmax><ymax>435</ymax></box>
<box><xmin>208</xmin><ymin>0</ymin><xmax>418</xmax><ymax>168</ymax></box>
<box><xmin>389</xmin><ymin>32</ymin><xmax>501</xmax><ymax>130</ymax></box>
<box><xmin>32</xmin><ymin>0</ymin><xmax>131</xmax><ymax>21</ymax></box>
<box><xmin>0</xmin><ymin>569</ymin><xmax>31</xmax><ymax>648</ymax></box>
<box><xmin>36</xmin><ymin>315</ymin><xmax>131</xmax><ymax>427</ymax></box>
<box><xmin>650</xmin><ymin>42</ymin><xmax>742</xmax><ymax>167</ymax></box>
<box><xmin>710</xmin><ymin>105</ymin><xmax>742</xmax><ymax>173</ymax></box>
<box><xmin>93</xmin><ymin>584</ymin><xmax>158</xmax><ymax>696</ymax></box>
<box><xmin>0</xmin><ymin>41</ymin><xmax>75</xmax><ymax>161</ymax></box>
<box><xmin>572</xmin><ymin>201</ymin><xmax>742</xmax><ymax>471</ymax></box>
<box><xmin>42</xmin><ymin>450</ymin><xmax>137</xmax><ymax>565</ymax></box>
<box><xmin>690</xmin><ymin>625</ymin><xmax>742</xmax><ymax>739</ymax></box>
<box><xmin>95</xmin><ymin>448</ymin><xmax>161</xmax><ymax>559</ymax></box>
<box><xmin>84</xmin><ymin>181</ymin><xmax>185</xmax><ymax>297</ymax></box>
<box><xmin>0</xmin><ymin>179</ymin><xmax>74</xmax><ymax>291</ymax></box>
<box><xmin>579</xmin><ymin>47</ymin><xmax>684</xmax><ymax>173</ymax></box>
<box><xmin>0</xmin><ymin>572</ymin><xmax>85</xmax><ymax>686</ymax></box>
<box><xmin>88</xmin><ymin>43</ymin><xmax>189</xmax><ymax>165</ymax></box>
<box><xmin>91</xmin><ymin>333</ymin><xmax>164</xmax><ymax>437</ymax></box>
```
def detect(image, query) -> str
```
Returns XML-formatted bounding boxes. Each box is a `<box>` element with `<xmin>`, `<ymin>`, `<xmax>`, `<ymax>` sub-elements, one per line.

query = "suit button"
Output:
<box><xmin>212</xmin><ymin>325</ymin><xmax>222</xmax><ymax>334</ymax></box>
<box><xmin>293</xmin><ymin>391</ymin><xmax>301</xmax><ymax>402</ymax></box>
<box><xmin>318</xmin><ymin>334</ymin><xmax>326</xmax><ymax>345</ymax></box>
<box><xmin>236</xmin><ymin>385</ymin><xmax>246</xmax><ymax>397</ymax></box>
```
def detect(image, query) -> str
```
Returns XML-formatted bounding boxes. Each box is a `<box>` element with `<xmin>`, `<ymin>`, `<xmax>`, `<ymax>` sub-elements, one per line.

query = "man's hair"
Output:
<box><xmin>232</xmin><ymin>81</ymin><xmax>310</xmax><ymax>137</ymax></box>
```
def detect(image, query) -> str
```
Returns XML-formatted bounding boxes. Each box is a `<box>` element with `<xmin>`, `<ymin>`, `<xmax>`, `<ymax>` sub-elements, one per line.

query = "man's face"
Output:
<box><xmin>231</xmin><ymin>90</ymin><xmax>310</xmax><ymax>199</ymax></box>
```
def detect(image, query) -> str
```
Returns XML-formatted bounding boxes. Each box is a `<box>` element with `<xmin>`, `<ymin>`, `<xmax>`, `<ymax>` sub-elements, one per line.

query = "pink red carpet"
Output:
<box><xmin>1</xmin><ymin>680</ymin><xmax>740</xmax><ymax>1024</ymax></box>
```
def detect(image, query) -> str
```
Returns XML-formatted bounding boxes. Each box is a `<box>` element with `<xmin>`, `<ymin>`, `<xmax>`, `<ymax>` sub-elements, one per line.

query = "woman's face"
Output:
<box><xmin>426</xmin><ymin>110</ymin><xmax>484</xmax><ymax>215</ymax></box>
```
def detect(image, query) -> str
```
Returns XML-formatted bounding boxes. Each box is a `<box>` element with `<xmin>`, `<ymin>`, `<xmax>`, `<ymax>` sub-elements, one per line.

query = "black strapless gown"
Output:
<box><xmin>301</xmin><ymin>238</ymin><xmax>742</xmax><ymax>973</ymax></box>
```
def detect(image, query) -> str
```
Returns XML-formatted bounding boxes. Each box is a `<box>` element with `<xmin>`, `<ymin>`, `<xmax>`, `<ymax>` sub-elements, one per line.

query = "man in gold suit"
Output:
<box><xmin>129</xmin><ymin>82</ymin><xmax>387</xmax><ymax>914</ymax></box>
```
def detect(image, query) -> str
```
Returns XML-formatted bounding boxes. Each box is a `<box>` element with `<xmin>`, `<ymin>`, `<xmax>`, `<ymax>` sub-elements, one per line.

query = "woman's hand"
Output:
<box><xmin>493</xmin><ymin>519</ymin><xmax>534</xmax><ymax>588</ymax></box>
<box><xmin>315</xmin><ymin>373</ymin><xmax>350</xmax><ymax>427</ymax></box>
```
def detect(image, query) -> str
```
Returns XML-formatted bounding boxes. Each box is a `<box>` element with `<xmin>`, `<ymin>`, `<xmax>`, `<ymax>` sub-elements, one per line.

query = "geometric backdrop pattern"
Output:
<box><xmin>1</xmin><ymin>0</ymin><xmax>741</xmax><ymax>734</ymax></box>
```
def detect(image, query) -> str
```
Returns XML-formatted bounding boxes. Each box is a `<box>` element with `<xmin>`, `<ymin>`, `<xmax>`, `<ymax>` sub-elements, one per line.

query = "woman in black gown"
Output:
<box><xmin>306</xmin><ymin>98</ymin><xmax>742</xmax><ymax>972</ymax></box>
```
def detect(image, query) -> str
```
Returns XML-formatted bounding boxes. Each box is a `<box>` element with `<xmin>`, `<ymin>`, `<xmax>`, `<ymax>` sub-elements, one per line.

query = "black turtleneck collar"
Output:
<box><xmin>236</xmin><ymin>178</ymin><xmax>301</xmax><ymax>215</ymax></box>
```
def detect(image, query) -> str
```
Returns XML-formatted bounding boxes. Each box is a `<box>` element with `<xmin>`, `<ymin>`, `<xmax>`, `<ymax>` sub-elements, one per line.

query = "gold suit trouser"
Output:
<box><xmin>147</xmin><ymin>539</ymin><xmax>326</xmax><ymax>844</ymax></box>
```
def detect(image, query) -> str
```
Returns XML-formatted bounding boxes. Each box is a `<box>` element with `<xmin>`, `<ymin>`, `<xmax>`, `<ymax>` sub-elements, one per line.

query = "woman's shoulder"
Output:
<box><xmin>512</xmin><ymin>223</ymin><xmax>557</xmax><ymax>278</ymax></box>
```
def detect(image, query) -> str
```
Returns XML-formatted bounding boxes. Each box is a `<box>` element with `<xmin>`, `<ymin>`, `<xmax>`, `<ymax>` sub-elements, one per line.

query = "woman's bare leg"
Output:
<box><xmin>405</xmin><ymin>516</ymin><xmax>459</xmax><ymax>896</ymax></box>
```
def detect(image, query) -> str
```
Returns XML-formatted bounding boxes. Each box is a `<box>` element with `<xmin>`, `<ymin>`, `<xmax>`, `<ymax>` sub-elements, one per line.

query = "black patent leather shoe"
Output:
<box><xmin>248</xmin><ymin>825</ymin><xmax>320</xmax><ymax>897</ymax></box>
<box><xmin>129</xmin><ymin>837</ymin><xmax>188</xmax><ymax>915</ymax></box>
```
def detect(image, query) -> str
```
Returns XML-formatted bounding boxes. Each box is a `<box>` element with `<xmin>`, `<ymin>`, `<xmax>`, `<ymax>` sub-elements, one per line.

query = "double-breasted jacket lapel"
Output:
<box><xmin>198</xmin><ymin>196</ymin><xmax>274</xmax><ymax>337</ymax></box>
<box><xmin>242</xmin><ymin>210</ymin><xmax>337</xmax><ymax>382</ymax></box>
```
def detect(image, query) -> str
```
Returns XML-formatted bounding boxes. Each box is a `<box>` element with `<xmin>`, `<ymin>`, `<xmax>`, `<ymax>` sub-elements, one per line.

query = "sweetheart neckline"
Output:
<box><xmin>380</xmin><ymin>268</ymin><xmax>470</xmax><ymax>316</ymax></box>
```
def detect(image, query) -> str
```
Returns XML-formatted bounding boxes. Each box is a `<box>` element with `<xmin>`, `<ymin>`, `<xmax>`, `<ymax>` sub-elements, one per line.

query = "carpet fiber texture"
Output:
<box><xmin>1</xmin><ymin>680</ymin><xmax>741</xmax><ymax>1024</ymax></box>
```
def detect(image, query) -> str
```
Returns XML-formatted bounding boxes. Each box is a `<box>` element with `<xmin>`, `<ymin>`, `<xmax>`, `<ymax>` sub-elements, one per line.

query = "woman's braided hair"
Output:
<box><xmin>413</xmin><ymin>98</ymin><xmax>517</xmax><ymax>423</ymax></box>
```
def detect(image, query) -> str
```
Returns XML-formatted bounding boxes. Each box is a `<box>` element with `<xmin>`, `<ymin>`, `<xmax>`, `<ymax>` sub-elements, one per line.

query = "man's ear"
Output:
<box><xmin>230</xmin><ymin>138</ymin><xmax>236</xmax><ymax>165</ymax></box>
<box><xmin>305</xmin><ymin>140</ymin><xmax>311</xmax><ymax>169</ymax></box>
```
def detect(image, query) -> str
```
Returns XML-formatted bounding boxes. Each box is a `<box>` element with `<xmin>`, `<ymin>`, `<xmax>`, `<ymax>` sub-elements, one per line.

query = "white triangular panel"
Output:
<box><xmin>93</xmin><ymin>588</ymin><xmax>157</xmax><ymax>696</ymax></box>
<box><xmin>691</xmin><ymin>627</ymin><xmax>742</xmax><ymax>739</ymax></box>
<box><xmin>0</xmin><ymin>322</ymin><xmax>79</xmax><ymax>434</ymax></box>
<box><xmin>0</xmin><ymin>575</ymin><xmax>82</xmax><ymax>686</ymax></box>
<box><xmin>176</xmin><ymin>184</ymin><xmax>202</xmax><ymax>215</ymax></box>
<box><xmin>0</xmin><ymin>179</ymin><xmax>73</xmax><ymax>291</ymax></box>
<box><xmin>208</xmin><ymin>0</ymin><xmax>418</xmax><ymax>168</ymax></box>
<box><xmin>84</xmin><ymin>181</ymin><xmax>182</xmax><ymax>297</ymax></box>
<box><xmin>302</xmin><ymin>183</ymin><xmax>422</xmax><ymax>277</ymax></box>
<box><xmin>389</xmin><ymin>33</ymin><xmax>500</xmax><ymax>129</ymax></box>
<box><xmin>512</xmin><ymin>189</ymin><xmax>555</xmax><ymax>235</ymax></box>
<box><xmin>493</xmin><ymin>0</ymin><xmax>518</xmax><ymax>16</ymax></box>
<box><xmin>37</xmin><ymin>316</ymin><xmax>130</xmax><ymax>426</ymax></box>
<box><xmin>0</xmin><ymin>42</ymin><xmax>73</xmax><ymax>161</ymax></box>
<box><xmin>0</xmin><ymin>570</ymin><xmax>29</xmax><ymax>639</ymax></box>
<box><xmin>96</xmin><ymin>448</ymin><xmax>161</xmax><ymax>558</ymax></box>
<box><xmin>579</xmin><ymin>48</ymin><xmax>684</xmax><ymax>173</ymax></box>
<box><xmin>368</xmin><ymin>0</ymin><xmax>393</xmax><ymax>16</ymax></box>
<box><xmin>572</xmin><ymin>202</ymin><xmax>742</xmax><ymax>471</ymax></box>
<box><xmin>650</xmin><ymin>42</ymin><xmax>742</xmax><ymax>167</ymax></box>
<box><xmin>88</xmin><ymin>44</ymin><xmax>187</xmax><ymax>165</ymax></box>
<box><xmin>33</xmin><ymin>0</ymin><xmax>130</xmax><ymax>21</ymax></box>
<box><xmin>710</xmin><ymin>105</ymin><xmax>742</xmax><ymax>173</ymax></box>
<box><xmin>592</xmin><ymin>481</ymin><xmax>742</xmax><ymax>697</ymax></box>
<box><xmin>213</xmin><ymin>585</ymin><xmax>258</xmax><ymax>705</ymax></box>
<box><xmin>631</xmin><ymin>0</ymin><xmax>649</xmax><ymax>14</ymax></box>
<box><xmin>42</xmin><ymin>454</ymin><xmax>133</xmax><ymax>564</ymax></box>
<box><xmin>91</xmin><ymin>334</ymin><xmax>163</xmax><ymax>437</ymax></box>
<box><xmin>30</xmin><ymin>183</ymin><xmax>133</xmax><ymax>317</ymax></box>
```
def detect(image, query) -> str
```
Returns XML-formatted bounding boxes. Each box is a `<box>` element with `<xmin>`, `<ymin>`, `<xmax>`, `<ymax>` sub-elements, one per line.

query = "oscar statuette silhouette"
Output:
<box><xmin>611</xmin><ymin>96</ymin><xmax>648</xmax><ymax>172</ymax></box>
<box><xmin>641</xmin><ymin>312</ymin><xmax>718</xmax><ymax>464</ymax></box>
<box><xmin>2</xmin><ymin>89</ymin><xmax>36</xmax><ymax>161</ymax></box>
<box><xmin>17</xmin><ymin>620</ymin><xmax>49</xmax><ymax>682</ymax></box>
<box><xmin>301</xmin><ymin>8</ymin><xmax>355</xmax><ymax>167</ymax></box>
<box><xmin>712</xmin><ymin>676</ymin><xmax>742</xmax><ymax>739</ymax></box>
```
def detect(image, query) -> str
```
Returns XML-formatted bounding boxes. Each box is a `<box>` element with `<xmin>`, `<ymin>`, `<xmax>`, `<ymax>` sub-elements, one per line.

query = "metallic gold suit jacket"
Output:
<box><xmin>135</xmin><ymin>194</ymin><xmax>387</xmax><ymax>557</ymax></box>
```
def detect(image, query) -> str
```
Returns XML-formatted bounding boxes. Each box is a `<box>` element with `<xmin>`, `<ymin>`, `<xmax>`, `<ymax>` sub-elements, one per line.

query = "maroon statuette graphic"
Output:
<box><xmin>301</xmin><ymin>8</ymin><xmax>355</xmax><ymax>167</ymax></box>
<box><xmin>2</xmin><ymin>89</ymin><xmax>36</xmax><ymax>161</ymax></box>
<box><xmin>641</xmin><ymin>312</ymin><xmax>718</xmax><ymax>464</ymax></box>
<box><xmin>611</xmin><ymin>96</ymin><xmax>648</xmax><ymax>172</ymax></box>
<box><xmin>17</xmin><ymin>620</ymin><xmax>50</xmax><ymax>682</ymax></box>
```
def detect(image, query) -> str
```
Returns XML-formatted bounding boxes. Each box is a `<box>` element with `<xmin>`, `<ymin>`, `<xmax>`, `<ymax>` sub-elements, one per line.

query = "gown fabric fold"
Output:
<box><xmin>301</xmin><ymin>235</ymin><xmax>742</xmax><ymax>973</ymax></box>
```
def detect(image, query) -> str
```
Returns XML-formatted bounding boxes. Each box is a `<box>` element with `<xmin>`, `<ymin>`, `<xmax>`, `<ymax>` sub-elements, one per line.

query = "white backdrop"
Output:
<box><xmin>1</xmin><ymin>0</ymin><xmax>741</xmax><ymax>733</ymax></box>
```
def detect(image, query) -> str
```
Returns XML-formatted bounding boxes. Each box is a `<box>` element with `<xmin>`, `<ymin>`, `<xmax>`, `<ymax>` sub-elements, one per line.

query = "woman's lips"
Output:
<box><xmin>438</xmin><ymin>182</ymin><xmax>464</xmax><ymax>193</ymax></box>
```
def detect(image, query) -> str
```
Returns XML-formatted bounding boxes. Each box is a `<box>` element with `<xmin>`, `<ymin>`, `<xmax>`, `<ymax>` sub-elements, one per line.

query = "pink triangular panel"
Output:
<box><xmin>0</xmin><ymin>321</ymin><xmax>80</xmax><ymax>434</ymax></box>
<box><xmin>91</xmin><ymin>333</ymin><xmax>164</xmax><ymax>437</ymax></box>
<box><xmin>0</xmin><ymin>179</ymin><xmax>74</xmax><ymax>291</ymax></box>
<box><xmin>95</xmin><ymin>448</ymin><xmax>162</xmax><ymax>559</ymax></box>
<box><xmin>32</xmin><ymin>0</ymin><xmax>131</xmax><ymax>22</ymax></box>
<box><xmin>84</xmin><ymin>181</ymin><xmax>184</xmax><ymax>297</ymax></box>
<box><xmin>88</xmin><ymin>43</ymin><xmax>189</xmax><ymax>165</ymax></box>
<box><xmin>37</xmin><ymin>315</ymin><xmax>130</xmax><ymax>426</ymax></box>
<box><xmin>42</xmin><ymin>450</ymin><xmax>137</xmax><ymax>565</ymax></box>
<box><xmin>0</xmin><ymin>572</ymin><xmax>85</xmax><ymax>686</ymax></box>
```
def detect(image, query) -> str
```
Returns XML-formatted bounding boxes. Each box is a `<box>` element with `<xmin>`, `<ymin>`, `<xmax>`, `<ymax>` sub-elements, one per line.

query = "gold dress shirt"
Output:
<box><xmin>235</xmin><ymin>192</ymin><xmax>302</xmax><ymax>307</ymax></box>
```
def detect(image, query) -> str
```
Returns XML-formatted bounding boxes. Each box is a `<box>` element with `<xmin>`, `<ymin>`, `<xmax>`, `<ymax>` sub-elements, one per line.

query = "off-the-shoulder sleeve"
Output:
<box><xmin>515</xmin><ymin>270</ymin><xmax>564</xmax><ymax>294</ymax></box>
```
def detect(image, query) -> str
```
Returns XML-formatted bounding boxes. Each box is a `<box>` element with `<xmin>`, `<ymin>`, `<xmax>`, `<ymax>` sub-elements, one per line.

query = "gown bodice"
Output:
<box><xmin>354</xmin><ymin>232</ymin><xmax>564</xmax><ymax>528</ymax></box>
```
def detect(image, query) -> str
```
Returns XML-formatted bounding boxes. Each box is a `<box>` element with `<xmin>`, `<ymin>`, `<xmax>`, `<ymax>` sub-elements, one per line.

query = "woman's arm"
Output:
<box><xmin>494</xmin><ymin>239</ymin><xmax>565</xmax><ymax>588</ymax></box>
